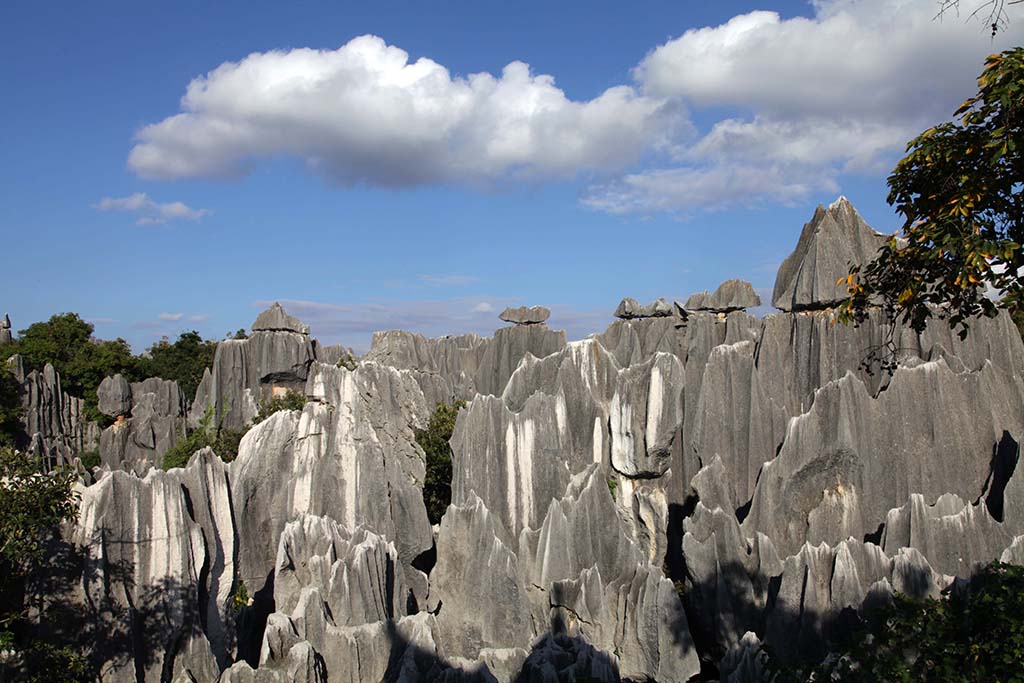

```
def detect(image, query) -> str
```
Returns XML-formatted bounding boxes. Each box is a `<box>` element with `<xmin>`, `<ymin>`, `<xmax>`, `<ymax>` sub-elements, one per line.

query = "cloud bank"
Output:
<box><xmin>129</xmin><ymin>1</ymin><xmax>1024</xmax><ymax>214</ymax></box>
<box><xmin>129</xmin><ymin>35</ymin><xmax>682</xmax><ymax>186</ymax></box>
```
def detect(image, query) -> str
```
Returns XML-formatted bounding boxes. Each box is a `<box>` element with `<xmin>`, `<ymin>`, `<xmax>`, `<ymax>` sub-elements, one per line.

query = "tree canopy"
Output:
<box><xmin>137</xmin><ymin>331</ymin><xmax>217</xmax><ymax>400</ymax></box>
<box><xmin>10</xmin><ymin>314</ymin><xmax>139</xmax><ymax>422</ymax></box>
<box><xmin>841</xmin><ymin>48</ymin><xmax>1024</xmax><ymax>337</ymax></box>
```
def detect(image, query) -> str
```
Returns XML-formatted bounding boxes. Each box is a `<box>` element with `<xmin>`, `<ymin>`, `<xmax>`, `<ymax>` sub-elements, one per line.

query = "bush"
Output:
<box><xmin>161</xmin><ymin>406</ymin><xmax>245</xmax><ymax>469</ymax></box>
<box><xmin>336</xmin><ymin>352</ymin><xmax>357</xmax><ymax>371</ymax></box>
<box><xmin>78</xmin><ymin>450</ymin><xmax>100</xmax><ymax>471</ymax></box>
<box><xmin>255</xmin><ymin>390</ymin><xmax>307</xmax><ymax>424</ymax></box>
<box><xmin>767</xmin><ymin>560</ymin><xmax>1024</xmax><ymax>681</ymax></box>
<box><xmin>416</xmin><ymin>401</ymin><xmax>465</xmax><ymax>525</ymax></box>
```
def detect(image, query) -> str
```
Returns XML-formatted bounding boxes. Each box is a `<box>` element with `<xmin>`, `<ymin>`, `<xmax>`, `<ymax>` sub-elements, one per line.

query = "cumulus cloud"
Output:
<box><xmin>127</xmin><ymin>2</ymin><xmax>1024</xmax><ymax>215</ymax></box>
<box><xmin>129</xmin><ymin>35</ymin><xmax>683</xmax><ymax>186</ymax></box>
<box><xmin>95</xmin><ymin>192</ymin><xmax>210</xmax><ymax>225</ymax></box>
<box><xmin>586</xmin><ymin>0</ymin><xmax>1024</xmax><ymax>214</ymax></box>
<box><xmin>158</xmin><ymin>312</ymin><xmax>184</xmax><ymax>321</ymax></box>
<box><xmin>472</xmin><ymin>302</ymin><xmax>494</xmax><ymax>313</ymax></box>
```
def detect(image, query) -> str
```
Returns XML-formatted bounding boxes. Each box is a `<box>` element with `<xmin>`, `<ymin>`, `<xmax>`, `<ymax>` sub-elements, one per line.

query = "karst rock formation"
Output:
<box><xmin>13</xmin><ymin>197</ymin><xmax>1024</xmax><ymax>681</ymax></box>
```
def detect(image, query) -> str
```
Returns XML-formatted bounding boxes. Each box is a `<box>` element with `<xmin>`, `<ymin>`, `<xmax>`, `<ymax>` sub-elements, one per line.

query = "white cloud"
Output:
<box><xmin>95</xmin><ymin>192</ymin><xmax>210</xmax><ymax>225</ymax></box>
<box><xmin>586</xmin><ymin>0</ymin><xmax>1024</xmax><ymax>214</ymax></box>
<box><xmin>158</xmin><ymin>312</ymin><xmax>183</xmax><ymax>321</ymax></box>
<box><xmin>472</xmin><ymin>302</ymin><xmax>494</xmax><ymax>313</ymax></box>
<box><xmin>189</xmin><ymin>314</ymin><xmax>212</xmax><ymax>322</ymax></box>
<box><xmin>129</xmin><ymin>35</ymin><xmax>684</xmax><ymax>186</ymax></box>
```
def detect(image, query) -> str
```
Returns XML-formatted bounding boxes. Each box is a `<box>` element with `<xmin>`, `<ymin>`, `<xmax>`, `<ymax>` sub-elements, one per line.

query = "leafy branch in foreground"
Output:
<box><xmin>839</xmin><ymin>49</ymin><xmax>1024</xmax><ymax>340</ymax></box>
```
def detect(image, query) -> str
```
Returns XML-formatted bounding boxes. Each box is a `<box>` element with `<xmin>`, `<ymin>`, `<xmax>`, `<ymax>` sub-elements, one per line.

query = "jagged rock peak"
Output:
<box><xmin>614</xmin><ymin>297</ymin><xmax>672</xmax><ymax>319</ymax></box>
<box><xmin>772</xmin><ymin>196</ymin><xmax>888</xmax><ymax>311</ymax></box>
<box><xmin>1</xmin><ymin>313</ymin><xmax>10</xmax><ymax>329</ymax></box>
<box><xmin>499</xmin><ymin>305</ymin><xmax>550</xmax><ymax>325</ymax></box>
<box><xmin>683</xmin><ymin>279</ymin><xmax>761</xmax><ymax>313</ymax></box>
<box><xmin>251</xmin><ymin>301</ymin><xmax>309</xmax><ymax>335</ymax></box>
<box><xmin>0</xmin><ymin>314</ymin><xmax>11</xmax><ymax>345</ymax></box>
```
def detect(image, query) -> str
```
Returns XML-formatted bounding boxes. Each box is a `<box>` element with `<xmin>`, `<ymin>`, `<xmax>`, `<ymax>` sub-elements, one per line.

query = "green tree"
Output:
<box><xmin>137</xmin><ymin>331</ymin><xmax>217</xmax><ymax>400</ymax></box>
<box><xmin>0</xmin><ymin>447</ymin><xmax>85</xmax><ymax>681</ymax></box>
<box><xmin>841</xmin><ymin>49</ymin><xmax>1024</xmax><ymax>340</ymax></box>
<box><xmin>12</xmin><ymin>313</ymin><xmax>140</xmax><ymax>422</ymax></box>
<box><xmin>0</xmin><ymin>367</ymin><xmax>22</xmax><ymax>448</ymax></box>
<box><xmin>415</xmin><ymin>401</ymin><xmax>465</xmax><ymax>525</ymax></box>
<box><xmin>768</xmin><ymin>561</ymin><xmax>1024</xmax><ymax>681</ymax></box>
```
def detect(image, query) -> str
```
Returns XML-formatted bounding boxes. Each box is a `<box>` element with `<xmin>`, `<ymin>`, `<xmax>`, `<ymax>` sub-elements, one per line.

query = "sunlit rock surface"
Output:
<box><xmin>31</xmin><ymin>198</ymin><xmax>1024</xmax><ymax>681</ymax></box>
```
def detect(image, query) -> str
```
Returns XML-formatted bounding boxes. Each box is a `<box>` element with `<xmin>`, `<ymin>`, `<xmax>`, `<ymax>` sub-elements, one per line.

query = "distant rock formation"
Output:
<box><xmin>499</xmin><ymin>305</ymin><xmax>551</xmax><ymax>325</ymax></box>
<box><xmin>8</xmin><ymin>355</ymin><xmax>98</xmax><ymax>469</ymax></box>
<box><xmin>98</xmin><ymin>376</ymin><xmax>187</xmax><ymax>474</ymax></box>
<box><xmin>0</xmin><ymin>313</ymin><xmax>11</xmax><ymax>345</ymax></box>
<box><xmin>27</xmin><ymin>197</ymin><xmax>1024</xmax><ymax>681</ymax></box>
<box><xmin>683</xmin><ymin>279</ymin><xmax>761</xmax><ymax>313</ymax></box>
<box><xmin>614</xmin><ymin>297</ymin><xmax>673</xmax><ymax>319</ymax></box>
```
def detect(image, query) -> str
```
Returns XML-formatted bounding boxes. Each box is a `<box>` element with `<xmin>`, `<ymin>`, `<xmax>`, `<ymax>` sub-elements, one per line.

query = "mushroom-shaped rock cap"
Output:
<box><xmin>684</xmin><ymin>279</ymin><xmax>761</xmax><ymax>313</ymax></box>
<box><xmin>97</xmin><ymin>374</ymin><xmax>133</xmax><ymax>417</ymax></box>
<box><xmin>615</xmin><ymin>297</ymin><xmax>672</xmax><ymax>319</ymax></box>
<box><xmin>646</xmin><ymin>298</ymin><xmax>673</xmax><ymax>317</ymax></box>
<box><xmin>499</xmin><ymin>305</ymin><xmax>551</xmax><ymax>325</ymax></box>
<box><xmin>252</xmin><ymin>302</ymin><xmax>310</xmax><ymax>335</ymax></box>
<box><xmin>614</xmin><ymin>298</ymin><xmax>644</xmax><ymax>319</ymax></box>
<box><xmin>772</xmin><ymin>197</ymin><xmax>887</xmax><ymax>311</ymax></box>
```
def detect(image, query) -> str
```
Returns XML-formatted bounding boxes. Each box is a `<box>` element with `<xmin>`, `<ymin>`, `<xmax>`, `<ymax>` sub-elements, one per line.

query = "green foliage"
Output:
<box><xmin>840</xmin><ymin>49</ymin><xmax>1024</xmax><ymax>340</ymax></box>
<box><xmin>77</xmin><ymin>449</ymin><xmax>100</xmax><ymax>471</ymax></box>
<box><xmin>606</xmin><ymin>477</ymin><xmax>618</xmax><ymax>498</ymax></box>
<box><xmin>336</xmin><ymin>351</ymin><xmax>358</xmax><ymax>371</ymax></box>
<box><xmin>15</xmin><ymin>640</ymin><xmax>91</xmax><ymax>683</ymax></box>
<box><xmin>11</xmin><ymin>313</ymin><xmax>140</xmax><ymax>422</ymax></box>
<box><xmin>0</xmin><ymin>366</ymin><xmax>22</xmax><ymax>448</ymax></box>
<box><xmin>416</xmin><ymin>400</ymin><xmax>465</xmax><ymax>525</ymax></box>
<box><xmin>255</xmin><ymin>390</ymin><xmax>308</xmax><ymax>424</ymax></box>
<box><xmin>231</xmin><ymin>581</ymin><xmax>250</xmax><ymax>614</ymax></box>
<box><xmin>137</xmin><ymin>331</ymin><xmax>217</xmax><ymax>400</ymax></box>
<box><xmin>161</xmin><ymin>406</ymin><xmax>245</xmax><ymax>469</ymax></box>
<box><xmin>230</xmin><ymin>328</ymin><xmax>248</xmax><ymax>340</ymax></box>
<box><xmin>0</xmin><ymin>447</ymin><xmax>78</xmax><ymax>578</ymax></box>
<box><xmin>767</xmin><ymin>561</ymin><xmax>1024</xmax><ymax>682</ymax></box>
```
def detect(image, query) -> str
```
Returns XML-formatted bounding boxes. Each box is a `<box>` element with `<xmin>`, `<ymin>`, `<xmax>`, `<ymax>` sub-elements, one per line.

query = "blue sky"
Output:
<box><xmin>3</xmin><ymin>0</ymin><xmax>1021</xmax><ymax>352</ymax></box>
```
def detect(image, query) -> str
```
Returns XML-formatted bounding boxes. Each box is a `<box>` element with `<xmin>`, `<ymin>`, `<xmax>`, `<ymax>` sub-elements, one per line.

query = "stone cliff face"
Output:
<box><xmin>23</xmin><ymin>198</ymin><xmax>1024</xmax><ymax>681</ymax></box>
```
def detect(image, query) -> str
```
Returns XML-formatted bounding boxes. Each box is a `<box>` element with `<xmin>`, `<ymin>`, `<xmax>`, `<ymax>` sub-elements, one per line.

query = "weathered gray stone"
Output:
<box><xmin>772</xmin><ymin>196</ymin><xmax>888</xmax><ymax>311</ymax></box>
<box><xmin>231</xmin><ymin>362</ymin><xmax>433</xmax><ymax>602</ymax></box>
<box><xmin>499</xmin><ymin>305</ymin><xmax>551</xmax><ymax>325</ymax></box>
<box><xmin>428</xmin><ymin>492</ymin><xmax>532</xmax><ymax>660</ymax></box>
<box><xmin>0</xmin><ymin>313</ymin><xmax>11</xmax><ymax>345</ymax></box>
<box><xmin>98</xmin><ymin>374</ymin><xmax>133</xmax><ymax>417</ymax></box>
<box><xmin>18</xmin><ymin>361</ymin><xmax>97</xmax><ymax>469</ymax></box>
<box><xmin>252</xmin><ymin>302</ymin><xmax>310</xmax><ymax>335</ymax></box>
<box><xmin>100</xmin><ymin>377</ymin><xmax>187</xmax><ymax>474</ymax></box>
<box><xmin>742</xmin><ymin>359</ymin><xmax>1024</xmax><ymax>558</ymax></box>
<box><xmin>684</xmin><ymin>279</ymin><xmax>761</xmax><ymax>313</ymax></box>
<box><xmin>614</xmin><ymin>297</ymin><xmax>644</xmax><ymax>319</ymax></box>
